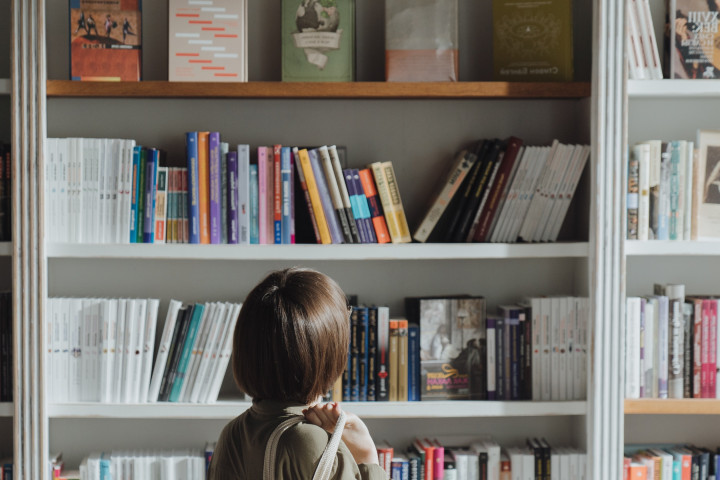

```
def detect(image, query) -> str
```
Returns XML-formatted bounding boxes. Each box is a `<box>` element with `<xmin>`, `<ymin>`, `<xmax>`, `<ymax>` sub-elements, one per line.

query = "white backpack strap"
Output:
<box><xmin>262</xmin><ymin>410</ymin><xmax>347</xmax><ymax>480</ymax></box>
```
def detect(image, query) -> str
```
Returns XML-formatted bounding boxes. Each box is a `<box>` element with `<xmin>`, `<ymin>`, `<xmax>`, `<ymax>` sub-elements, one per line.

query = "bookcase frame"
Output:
<box><xmin>9</xmin><ymin>0</ymin><xmax>629</xmax><ymax>478</ymax></box>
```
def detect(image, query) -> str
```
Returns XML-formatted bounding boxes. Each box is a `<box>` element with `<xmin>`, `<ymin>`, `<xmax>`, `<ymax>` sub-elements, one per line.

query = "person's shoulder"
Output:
<box><xmin>278</xmin><ymin>420</ymin><xmax>330</xmax><ymax>455</ymax></box>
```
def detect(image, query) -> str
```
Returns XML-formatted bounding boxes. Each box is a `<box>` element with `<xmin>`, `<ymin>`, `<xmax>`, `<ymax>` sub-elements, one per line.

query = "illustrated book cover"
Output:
<box><xmin>168</xmin><ymin>0</ymin><xmax>248</xmax><ymax>82</ymax></box>
<box><xmin>492</xmin><ymin>0</ymin><xmax>574</xmax><ymax>81</ymax></box>
<box><xmin>665</xmin><ymin>0</ymin><xmax>720</xmax><ymax>78</ymax></box>
<box><xmin>281</xmin><ymin>0</ymin><xmax>355</xmax><ymax>81</ymax></box>
<box><xmin>70</xmin><ymin>0</ymin><xmax>142</xmax><ymax>81</ymax></box>
<box><xmin>694</xmin><ymin>130</ymin><xmax>720</xmax><ymax>238</ymax></box>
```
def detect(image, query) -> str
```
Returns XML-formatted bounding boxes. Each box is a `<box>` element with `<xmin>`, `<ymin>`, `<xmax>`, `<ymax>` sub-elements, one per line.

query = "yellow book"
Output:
<box><xmin>389</xmin><ymin>319</ymin><xmax>399</xmax><ymax>401</ymax></box>
<box><xmin>369</xmin><ymin>161</ymin><xmax>411</xmax><ymax>243</ymax></box>
<box><xmin>198</xmin><ymin>131</ymin><xmax>211</xmax><ymax>244</ymax></box>
<box><xmin>297</xmin><ymin>148</ymin><xmax>332</xmax><ymax>244</ymax></box>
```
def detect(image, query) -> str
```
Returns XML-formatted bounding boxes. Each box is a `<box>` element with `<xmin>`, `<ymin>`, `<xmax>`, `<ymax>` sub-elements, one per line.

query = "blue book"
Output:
<box><xmin>129</xmin><ymin>146</ymin><xmax>142</xmax><ymax>243</ymax></box>
<box><xmin>281</xmin><ymin>147</ymin><xmax>292</xmax><ymax>244</ymax></box>
<box><xmin>357</xmin><ymin>306</ymin><xmax>369</xmax><ymax>402</ymax></box>
<box><xmin>391</xmin><ymin>459</ymin><xmax>409</xmax><ymax>480</ymax></box>
<box><xmin>343</xmin><ymin>168</ymin><xmax>369</xmax><ymax>243</ymax></box>
<box><xmin>498</xmin><ymin>305</ymin><xmax>522</xmax><ymax>400</ymax></box>
<box><xmin>308</xmin><ymin>148</ymin><xmax>344</xmax><ymax>243</ymax></box>
<box><xmin>99</xmin><ymin>453</ymin><xmax>111</xmax><ymax>480</ymax></box>
<box><xmin>407</xmin><ymin>323</ymin><xmax>420</xmax><ymax>401</ymax></box>
<box><xmin>185</xmin><ymin>132</ymin><xmax>201</xmax><ymax>244</ymax></box>
<box><xmin>227</xmin><ymin>151</ymin><xmax>239</xmax><ymax>244</ymax></box>
<box><xmin>142</xmin><ymin>148</ymin><xmax>159</xmax><ymax>243</ymax></box>
<box><xmin>367</xmin><ymin>307</ymin><xmax>378</xmax><ymax>401</ymax></box>
<box><xmin>209</xmin><ymin>132</ymin><xmax>222</xmax><ymax>244</ymax></box>
<box><xmin>169</xmin><ymin>303</ymin><xmax>206</xmax><ymax>402</ymax></box>
<box><xmin>249</xmin><ymin>163</ymin><xmax>259</xmax><ymax>244</ymax></box>
<box><xmin>136</xmin><ymin>147</ymin><xmax>148</xmax><ymax>243</ymax></box>
<box><xmin>2</xmin><ymin>462</ymin><xmax>12</xmax><ymax>480</ymax></box>
<box><xmin>349</xmin><ymin>307</ymin><xmax>360</xmax><ymax>401</ymax></box>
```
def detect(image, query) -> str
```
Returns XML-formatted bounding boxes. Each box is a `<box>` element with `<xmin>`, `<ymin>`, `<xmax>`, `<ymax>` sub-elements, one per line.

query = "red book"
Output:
<box><xmin>623</xmin><ymin>457</ymin><xmax>631</xmax><ymax>480</ymax></box>
<box><xmin>413</xmin><ymin>438</ymin><xmax>435</xmax><ymax>480</ymax></box>
<box><xmin>691</xmin><ymin>298</ymin><xmax>703</xmax><ymax>398</ymax></box>
<box><xmin>273</xmin><ymin>144</ymin><xmax>283</xmax><ymax>244</ymax></box>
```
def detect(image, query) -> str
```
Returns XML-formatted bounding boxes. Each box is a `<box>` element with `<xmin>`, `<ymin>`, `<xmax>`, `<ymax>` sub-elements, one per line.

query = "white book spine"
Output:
<box><xmin>205</xmin><ymin>303</ymin><xmax>241</xmax><ymax>403</ymax></box>
<box><xmin>626</xmin><ymin>0</ymin><xmax>648</xmax><ymax>80</ymax></box>
<box><xmin>139</xmin><ymin>299</ymin><xmax>159</xmax><ymax>403</ymax></box>
<box><xmin>531</xmin><ymin>298</ymin><xmax>542</xmax><ymax>400</ymax></box>
<box><xmin>147</xmin><ymin>299</ymin><xmax>182</xmax><ymax>403</ymax></box>
<box><xmin>642</xmin><ymin>299</ymin><xmax>655</xmax><ymax>398</ymax></box>
<box><xmin>519</xmin><ymin>141</ymin><xmax>560</xmax><ymax>241</ymax></box>
<box><xmin>119</xmin><ymin>299</ymin><xmax>135</xmax><ymax>403</ymax></box>
<box><xmin>626</xmin><ymin>297</ymin><xmax>641</xmax><ymax>399</ymax></box>
<box><xmin>534</xmin><ymin>143</ymin><xmax>573</xmax><ymax>242</ymax></box>
<box><xmin>486</xmin><ymin>318</ymin><xmax>496</xmax><ymax>399</ymax></box>
<box><xmin>540</xmin><ymin>144</ymin><xmax>577</xmax><ymax>241</ymax></box>
<box><xmin>189</xmin><ymin>303</ymin><xmax>225</xmax><ymax>403</ymax></box>
<box><xmin>683</xmin><ymin>141</ymin><xmax>694</xmax><ymax>241</ymax></box>
<box><xmin>501</xmin><ymin>146</ymin><xmax>537</xmax><ymax>242</ymax></box>
<box><xmin>100</xmin><ymin>299</ymin><xmax>118</xmax><ymax>403</ymax></box>
<box><xmin>540</xmin><ymin>297</ymin><xmax>552</xmax><ymax>401</ymax></box>
<box><xmin>179</xmin><ymin>302</ymin><xmax>217</xmax><ymax>402</ymax></box>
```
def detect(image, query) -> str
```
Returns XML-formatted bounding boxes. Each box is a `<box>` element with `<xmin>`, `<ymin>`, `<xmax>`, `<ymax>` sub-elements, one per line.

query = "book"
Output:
<box><xmin>69</xmin><ymin>0</ymin><xmax>142</xmax><ymax>81</ymax></box>
<box><xmin>385</xmin><ymin>0</ymin><xmax>459</xmax><ymax>81</ymax></box>
<box><xmin>297</xmin><ymin>148</ymin><xmax>332</xmax><ymax>244</ymax></box>
<box><xmin>329</xmin><ymin>145</ymin><xmax>361</xmax><ymax>243</ymax></box>
<box><xmin>357</xmin><ymin>168</ymin><xmax>390</xmax><ymax>243</ymax></box>
<box><xmin>493</xmin><ymin>0</ymin><xmax>574</xmax><ymax>81</ymax></box>
<box><xmin>319</xmin><ymin>145</ymin><xmax>353</xmax><ymax>243</ymax></box>
<box><xmin>369</xmin><ymin>161</ymin><xmax>411</xmax><ymax>243</ymax></box>
<box><xmin>154</xmin><ymin>166</ymin><xmax>168</xmax><ymax>243</ymax></box>
<box><xmin>209</xmin><ymin>132</ymin><xmax>222</xmax><ymax>244</ymax></box>
<box><xmin>281</xmin><ymin>0</ymin><xmax>355</xmax><ymax>81</ymax></box>
<box><xmin>666</xmin><ymin>0</ymin><xmax>720</xmax><ymax>78</ymax></box>
<box><xmin>186</xmin><ymin>132</ymin><xmax>201</xmax><ymax>244</ymax></box>
<box><xmin>694</xmin><ymin>130</ymin><xmax>720</xmax><ymax>239</ymax></box>
<box><xmin>168</xmin><ymin>0</ymin><xmax>248</xmax><ymax>82</ymax></box>
<box><xmin>309</xmin><ymin>148</ymin><xmax>345</xmax><ymax>243</ymax></box>
<box><xmin>198</xmin><ymin>132</ymin><xmax>211</xmax><ymax>244</ymax></box>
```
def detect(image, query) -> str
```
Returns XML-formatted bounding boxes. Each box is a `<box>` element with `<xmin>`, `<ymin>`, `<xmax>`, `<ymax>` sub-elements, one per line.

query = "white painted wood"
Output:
<box><xmin>46</xmin><ymin>242</ymin><xmax>590</xmax><ymax>261</ymax></box>
<box><xmin>626</xmin><ymin>240</ymin><xmax>720</xmax><ymax>256</ymax></box>
<box><xmin>47</xmin><ymin>401</ymin><xmax>587</xmax><ymax>420</ymax></box>
<box><xmin>628</xmin><ymin>79</ymin><xmax>720</xmax><ymax>98</ymax></box>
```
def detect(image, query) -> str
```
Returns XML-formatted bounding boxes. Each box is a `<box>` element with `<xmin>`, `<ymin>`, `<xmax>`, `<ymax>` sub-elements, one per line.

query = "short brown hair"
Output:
<box><xmin>232</xmin><ymin>267</ymin><xmax>349</xmax><ymax>404</ymax></box>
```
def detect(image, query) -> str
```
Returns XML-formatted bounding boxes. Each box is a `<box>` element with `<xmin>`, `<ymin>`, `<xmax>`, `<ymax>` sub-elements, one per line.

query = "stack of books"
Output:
<box><xmin>624</xmin><ymin>444</ymin><xmax>720</xmax><ymax>479</ymax></box>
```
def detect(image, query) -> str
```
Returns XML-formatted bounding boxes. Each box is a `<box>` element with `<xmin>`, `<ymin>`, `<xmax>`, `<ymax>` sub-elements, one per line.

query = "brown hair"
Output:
<box><xmin>232</xmin><ymin>267</ymin><xmax>349</xmax><ymax>404</ymax></box>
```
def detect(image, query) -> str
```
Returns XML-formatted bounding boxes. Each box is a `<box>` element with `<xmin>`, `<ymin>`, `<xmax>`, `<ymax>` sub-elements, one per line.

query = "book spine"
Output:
<box><xmin>397</xmin><ymin>320</ymin><xmax>409</xmax><ymax>402</ymax></box>
<box><xmin>297</xmin><ymin>149</ymin><xmax>332</xmax><ymax>244</ymax></box>
<box><xmin>350</xmin><ymin>307</ymin><xmax>360</xmax><ymax>401</ymax></box>
<box><xmin>249</xmin><ymin>163</ymin><xmax>259</xmax><ymax>244</ymax></box>
<box><xmin>496</xmin><ymin>317</ymin><xmax>505</xmax><ymax>400</ymax></box>
<box><xmin>389</xmin><ymin>320</ymin><xmax>399</xmax><ymax>402</ymax></box>
<box><xmin>375</xmin><ymin>161</ymin><xmax>412</xmax><ymax>243</ymax></box>
<box><xmin>487</xmin><ymin>317</ymin><xmax>497</xmax><ymax>400</ymax></box>
<box><xmin>694</xmin><ymin>299</ymin><xmax>703</xmax><ymax>398</ymax></box>
<box><xmin>352</xmin><ymin>169</ymin><xmax>378</xmax><ymax>243</ymax></box>
<box><xmin>329</xmin><ymin>145</ymin><xmax>361</xmax><ymax>243</ymax></box>
<box><xmin>711</xmin><ymin>300</ymin><xmax>718</xmax><ymax>398</ymax></box>
<box><xmin>136</xmin><ymin>147</ymin><xmax>147</xmax><ymax>243</ymax></box>
<box><xmin>358</xmin><ymin>168</ymin><xmax>391</xmax><ymax>243</ymax></box>
<box><xmin>683</xmin><ymin>302</ymin><xmax>694</xmax><ymax>398</ymax></box>
<box><xmin>129</xmin><ymin>146</ymin><xmax>141</xmax><ymax>243</ymax></box>
<box><xmin>408</xmin><ymin>323</ymin><xmax>420</xmax><ymax>401</ymax></box>
<box><xmin>185</xmin><ymin>133</ymin><xmax>200</xmax><ymax>244</ymax></box>
<box><xmin>258</xmin><ymin>146</ymin><xmax>268</xmax><ymax>244</ymax></box>
<box><xmin>220</xmin><ymin>142</ymin><xmax>228</xmax><ymax>245</ymax></box>
<box><xmin>376</xmin><ymin>306</ymin><xmax>390</xmax><ymax>401</ymax></box>
<box><xmin>309</xmin><ymin>148</ymin><xmax>344</xmax><ymax>243</ymax></box>
<box><xmin>319</xmin><ymin>145</ymin><xmax>353</xmax><ymax>243</ymax></box>
<box><xmin>358</xmin><ymin>307</ymin><xmax>369</xmax><ymax>401</ymax></box>
<box><xmin>281</xmin><ymin>147</ymin><xmax>292</xmax><ymax>244</ymax></box>
<box><xmin>628</xmin><ymin>147</ymin><xmax>640</xmax><ymax>240</ymax></box>
<box><xmin>227</xmin><ymin>151</ymin><xmax>239</xmax><ymax>244</ymax></box>
<box><xmin>343</xmin><ymin>168</ymin><xmax>368</xmax><ymax>243</ymax></box>
<box><xmin>198</xmin><ymin>132</ymin><xmax>210</xmax><ymax>244</ymax></box>
<box><xmin>142</xmin><ymin>149</ymin><xmax>158</xmax><ymax>244</ymax></box>
<box><xmin>169</xmin><ymin>304</ymin><xmax>205</xmax><ymax>402</ymax></box>
<box><xmin>209</xmin><ymin>132</ymin><xmax>222</xmax><ymax>244</ymax></box>
<box><xmin>657</xmin><ymin>143</ymin><xmax>671</xmax><ymax>241</ymax></box>
<box><xmin>273</xmin><ymin>144</ymin><xmax>282</xmax><ymax>244</ymax></box>
<box><xmin>637</xmin><ymin>144</ymin><xmax>651</xmax><ymax>241</ymax></box>
<box><xmin>154</xmin><ymin>166</ymin><xmax>168</xmax><ymax>243</ymax></box>
<box><xmin>669</xmin><ymin>141</ymin><xmax>681</xmax><ymax>240</ymax></box>
<box><xmin>237</xmin><ymin>145</ymin><xmax>250</xmax><ymax>244</ymax></box>
<box><xmin>292</xmin><ymin>147</ymin><xmax>322</xmax><ymax>243</ymax></box>
<box><xmin>367</xmin><ymin>307</ymin><xmax>378</xmax><ymax>402</ymax></box>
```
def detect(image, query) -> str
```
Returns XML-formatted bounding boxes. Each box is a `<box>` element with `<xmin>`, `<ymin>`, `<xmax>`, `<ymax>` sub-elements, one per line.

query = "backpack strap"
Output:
<box><xmin>263</xmin><ymin>410</ymin><xmax>347</xmax><ymax>480</ymax></box>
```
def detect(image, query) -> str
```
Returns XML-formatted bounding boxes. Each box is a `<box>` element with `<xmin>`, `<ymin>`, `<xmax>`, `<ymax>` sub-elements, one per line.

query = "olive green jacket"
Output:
<box><xmin>208</xmin><ymin>399</ymin><xmax>388</xmax><ymax>479</ymax></box>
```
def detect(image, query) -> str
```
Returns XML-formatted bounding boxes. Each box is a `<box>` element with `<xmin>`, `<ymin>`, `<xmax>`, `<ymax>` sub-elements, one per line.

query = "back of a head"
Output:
<box><xmin>232</xmin><ymin>267</ymin><xmax>349</xmax><ymax>405</ymax></box>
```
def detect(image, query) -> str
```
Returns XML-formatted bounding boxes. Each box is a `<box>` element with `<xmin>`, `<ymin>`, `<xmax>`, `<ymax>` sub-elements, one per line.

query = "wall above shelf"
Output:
<box><xmin>0</xmin><ymin>242</ymin><xmax>10</xmax><ymax>256</ymax></box>
<box><xmin>628</xmin><ymin>79</ymin><xmax>720</xmax><ymax>98</ymax></box>
<box><xmin>45</xmin><ymin>242</ymin><xmax>589</xmax><ymax>261</ymax></box>
<box><xmin>625</xmin><ymin>399</ymin><xmax>720</xmax><ymax>415</ymax></box>
<box><xmin>47</xmin><ymin>401</ymin><xmax>587</xmax><ymax>420</ymax></box>
<box><xmin>625</xmin><ymin>240</ymin><xmax>720</xmax><ymax>256</ymax></box>
<box><xmin>46</xmin><ymin>80</ymin><xmax>592</xmax><ymax>100</ymax></box>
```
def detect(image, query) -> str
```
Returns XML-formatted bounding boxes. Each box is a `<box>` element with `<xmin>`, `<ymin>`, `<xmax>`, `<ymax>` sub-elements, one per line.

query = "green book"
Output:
<box><xmin>136</xmin><ymin>147</ymin><xmax>147</xmax><ymax>243</ymax></box>
<box><xmin>169</xmin><ymin>303</ymin><xmax>205</xmax><ymax>402</ymax></box>
<box><xmin>492</xmin><ymin>0</ymin><xmax>574</xmax><ymax>81</ymax></box>
<box><xmin>281</xmin><ymin>0</ymin><xmax>355</xmax><ymax>81</ymax></box>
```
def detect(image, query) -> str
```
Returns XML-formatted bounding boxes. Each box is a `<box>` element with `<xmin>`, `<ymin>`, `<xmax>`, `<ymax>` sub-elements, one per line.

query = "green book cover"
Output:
<box><xmin>282</xmin><ymin>0</ymin><xmax>355</xmax><ymax>81</ymax></box>
<box><xmin>492</xmin><ymin>0</ymin><xmax>574</xmax><ymax>81</ymax></box>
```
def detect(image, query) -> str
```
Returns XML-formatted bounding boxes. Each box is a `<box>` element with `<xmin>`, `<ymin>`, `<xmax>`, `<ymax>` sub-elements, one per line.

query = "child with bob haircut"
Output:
<box><xmin>208</xmin><ymin>267</ymin><xmax>387</xmax><ymax>479</ymax></box>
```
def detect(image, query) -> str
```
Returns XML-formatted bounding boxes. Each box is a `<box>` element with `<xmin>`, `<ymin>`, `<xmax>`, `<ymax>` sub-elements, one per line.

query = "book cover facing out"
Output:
<box><xmin>385</xmin><ymin>0</ymin><xmax>459</xmax><ymax>81</ymax></box>
<box><xmin>492</xmin><ymin>0</ymin><xmax>573</xmax><ymax>81</ymax></box>
<box><xmin>168</xmin><ymin>0</ymin><xmax>247</xmax><ymax>82</ymax></box>
<box><xmin>418</xmin><ymin>297</ymin><xmax>486</xmax><ymax>400</ymax></box>
<box><xmin>70</xmin><ymin>0</ymin><xmax>142</xmax><ymax>81</ymax></box>
<box><xmin>281</xmin><ymin>0</ymin><xmax>355</xmax><ymax>81</ymax></box>
<box><xmin>667</xmin><ymin>0</ymin><xmax>720</xmax><ymax>78</ymax></box>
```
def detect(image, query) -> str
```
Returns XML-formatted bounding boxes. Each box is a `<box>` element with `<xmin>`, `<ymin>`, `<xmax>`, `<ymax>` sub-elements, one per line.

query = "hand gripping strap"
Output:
<box><xmin>263</xmin><ymin>409</ymin><xmax>347</xmax><ymax>480</ymax></box>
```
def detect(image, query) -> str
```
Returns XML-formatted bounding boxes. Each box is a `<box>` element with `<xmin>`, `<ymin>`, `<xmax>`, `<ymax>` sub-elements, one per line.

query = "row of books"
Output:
<box><xmin>378</xmin><ymin>437</ymin><xmax>586</xmax><ymax>480</ymax></box>
<box><xmin>626</xmin><ymin>0</ymin><xmax>662</xmax><ymax>80</ymax></box>
<box><xmin>414</xmin><ymin>139</ymin><xmax>589</xmax><ymax>244</ymax></box>
<box><xmin>338</xmin><ymin>295</ymin><xmax>588</xmax><ymax>403</ymax></box>
<box><xmin>626</xmin><ymin>284</ymin><xmax>720</xmax><ymax>399</ymax></box>
<box><xmin>0</xmin><ymin>292</ymin><xmax>11</xmax><ymax>402</ymax></box>
<box><xmin>53</xmin><ymin>446</ymin><xmax>213</xmax><ymax>480</ymax></box>
<box><xmin>624</xmin><ymin>444</ymin><xmax>720</xmax><ymax>480</ymax></box>
<box><xmin>0</xmin><ymin>460</ymin><xmax>11</xmax><ymax>480</ymax></box>
<box><xmin>44</xmin><ymin>136</ymin><xmax>409</xmax><ymax>245</ymax></box>
<box><xmin>46</xmin><ymin>298</ymin><xmax>239</xmax><ymax>404</ymax></box>
<box><xmin>0</xmin><ymin>143</ymin><xmax>10</xmax><ymax>242</ymax></box>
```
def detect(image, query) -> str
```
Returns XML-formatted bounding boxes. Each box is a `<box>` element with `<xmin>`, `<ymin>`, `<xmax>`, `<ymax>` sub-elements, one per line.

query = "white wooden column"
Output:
<box><xmin>12</xmin><ymin>0</ymin><xmax>48</xmax><ymax>477</ymax></box>
<box><xmin>589</xmin><ymin>0</ymin><xmax>626</xmax><ymax>476</ymax></box>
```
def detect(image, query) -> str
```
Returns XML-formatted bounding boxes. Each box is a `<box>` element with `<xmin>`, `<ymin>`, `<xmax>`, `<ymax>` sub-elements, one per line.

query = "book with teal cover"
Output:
<box><xmin>281</xmin><ymin>0</ymin><xmax>355</xmax><ymax>81</ymax></box>
<box><xmin>169</xmin><ymin>303</ymin><xmax>205</xmax><ymax>402</ymax></box>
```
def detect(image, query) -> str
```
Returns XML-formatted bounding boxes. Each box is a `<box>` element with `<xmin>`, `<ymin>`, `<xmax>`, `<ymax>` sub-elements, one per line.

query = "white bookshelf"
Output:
<box><xmin>625</xmin><ymin>240</ymin><xmax>720</xmax><ymax>256</ymax></box>
<box><xmin>0</xmin><ymin>403</ymin><xmax>11</xmax><ymax>417</ymax></box>
<box><xmin>46</xmin><ymin>242</ymin><xmax>589</xmax><ymax>261</ymax></box>
<box><xmin>0</xmin><ymin>242</ymin><xmax>10</xmax><ymax>256</ymax></box>
<box><xmin>627</xmin><ymin>79</ymin><xmax>720</xmax><ymax>98</ymax></box>
<box><xmin>47</xmin><ymin>401</ymin><xmax>587</xmax><ymax>420</ymax></box>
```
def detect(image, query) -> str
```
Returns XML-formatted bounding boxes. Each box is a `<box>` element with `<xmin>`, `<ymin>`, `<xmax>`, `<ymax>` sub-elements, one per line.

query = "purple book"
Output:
<box><xmin>142</xmin><ymin>148</ymin><xmax>159</xmax><ymax>244</ymax></box>
<box><xmin>227</xmin><ymin>151</ymin><xmax>239</xmax><ymax>244</ymax></box>
<box><xmin>308</xmin><ymin>148</ymin><xmax>344</xmax><ymax>244</ymax></box>
<box><xmin>209</xmin><ymin>132</ymin><xmax>222</xmax><ymax>244</ymax></box>
<box><xmin>343</xmin><ymin>168</ymin><xmax>370</xmax><ymax>243</ymax></box>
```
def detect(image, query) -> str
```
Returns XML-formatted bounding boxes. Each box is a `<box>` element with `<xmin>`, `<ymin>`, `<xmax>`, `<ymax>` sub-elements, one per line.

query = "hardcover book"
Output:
<box><xmin>492</xmin><ymin>0</ymin><xmax>574</xmax><ymax>81</ymax></box>
<box><xmin>281</xmin><ymin>0</ymin><xmax>355</xmax><ymax>81</ymax></box>
<box><xmin>385</xmin><ymin>0</ymin><xmax>459</xmax><ymax>81</ymax></box>
<box><xmin>695</xmin><ymin>130</ymin><xmax>720</xmax><ymax>239</ymax></box>
<box><xmin>666</xmin><ymin>0</ymin><xmax>720</xmax><ymax>78</ymax></box>
<box><xmin>70</xmin><ymin>0</ymin><xmax>142</xmax><ymax>81</ymax></box>
<box><xmin>168</xmin><ymin>0</ymin><xmax>248</xmax><ymax>82</ymax></box>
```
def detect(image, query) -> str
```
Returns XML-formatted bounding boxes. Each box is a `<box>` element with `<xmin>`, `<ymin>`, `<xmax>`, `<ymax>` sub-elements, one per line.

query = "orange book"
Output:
<box><xmin>197</xmin><ymin>131</ymin><xmax>210</xmax><ymax>244</ymax></box>
<box><xmin>273</xmin><ymin>145</ymin><xmax>283</xmax><ymax>244</ymax></box>
<box><xmin>629</xmin><ymin>463</ymin><xmax>648</xmax><ymax>479</ymax></box>
<box><xmin>297</xmin><ymin>149</ymin><xmax>332</xmax><ymax>244</ymax></box>
<box><xmin>358</xmin><ymin>168</ymin><xmax>391</xmax><ymax>244</ymax></box>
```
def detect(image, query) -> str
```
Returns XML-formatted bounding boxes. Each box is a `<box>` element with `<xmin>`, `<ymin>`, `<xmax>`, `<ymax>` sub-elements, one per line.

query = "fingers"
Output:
<box><xmin>302</xmin><ymin>403</ymin><xmax>342</xmax><ymax>433</ymax></box>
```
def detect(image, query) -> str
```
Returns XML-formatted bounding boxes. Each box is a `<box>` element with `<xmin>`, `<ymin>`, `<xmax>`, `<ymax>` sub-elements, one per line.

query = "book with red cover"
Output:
<box><xmin>70</xmin><ymin>0</ymin><xmax>142</xmax><ymax>81</ymax></box>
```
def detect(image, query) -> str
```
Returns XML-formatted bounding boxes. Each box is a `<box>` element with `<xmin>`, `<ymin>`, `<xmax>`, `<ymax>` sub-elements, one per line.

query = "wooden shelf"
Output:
<box><xmin>45</xmin><ymin>242</ymin><xmax>589</xmax><ymax>261</ymax></box>
<box><xmin>625</xmin><ymin>399</ymin><xmax>720</xmax><ymax>414</ymax></box>
<box><xmin>628</xmin><ymin>79</ymin><xmax>720</xmax><ymax>98</ymax></box>
<box><xmin>626</xmin><ymin>240</ymin><xmax>720</xmax><ymax>256</ymax></box>
<box><xmin>47</xmin><ymin>401</ymin><xmax>587</xmax><ymax>420</ymax></box>
<box><xmin>46</xmin><ymin>80</ymin><xmax>592</xmax><ymax>100</ymax></box>
<box><xmin>0</xmin><ymin>403</ymin><xmax>12</xmax><ymax>417</ymax></box>
<box><xmin>0</xmin><ymin>242</ymin><xmax>10</xmax><ymax>256</ymax></box>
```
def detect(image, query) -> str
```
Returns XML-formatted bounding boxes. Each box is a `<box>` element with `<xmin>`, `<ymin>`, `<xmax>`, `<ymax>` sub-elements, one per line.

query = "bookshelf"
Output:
<box><xmin>625</xmin><ymin>241</ymin><xmax>720</xmax><ymax>257</ymax></box>
<box><xmin>628</xmin><ymin>79</ymin><xmax>720</xmax><ymax>98</ymax></box>
<box><xmin>625</xmin><ymin>399</ymin><xmax>720</xmax><ymax>415</ymax></box>
<box><xmin>1</xmin><ymin>0</ymin><xmax>631</xmax><ymax>477</ymax></box>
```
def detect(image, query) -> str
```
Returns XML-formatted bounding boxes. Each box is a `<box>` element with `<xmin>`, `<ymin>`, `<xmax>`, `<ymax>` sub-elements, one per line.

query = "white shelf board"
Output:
<box><xmin>47</xmin><ymin>401</ymin><xmax>586</xmax><ymax>419</ymax></box>
<box><xmin>0</xmin><ymin>79</ymin><xmax>9</xmax><ymax>95</ymax></box>
<box><xmin>0</xmin><ymin>242</ymin><xmax>10</xmax><ymax>256</ymax></box>
<box><xmin>628</xmin><ymin>79</ymin><xmax>720</xmax><ymax>98</ymax></box>
<box><xmin>626</xmin><ymin>240</ymin><xmax>720</xmax><ymax>256</ymax></box>
<box><xmin>45</xmin><ymin>242</ymin><xmax>589</xmax><ymax>261</ymax></box>
<box><xmin>0</xmin><ymin>402</ymin><xmax>12</xmax><ymax>417</ymax></box>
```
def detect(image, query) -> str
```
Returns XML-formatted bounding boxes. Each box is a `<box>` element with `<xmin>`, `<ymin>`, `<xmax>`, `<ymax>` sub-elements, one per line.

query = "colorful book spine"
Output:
<box><xmin>293</xmin><ymin>147</ymin><xmax>322</xmax><ymax>244</ymax></box>
<box><xmin>308</xmin><ymin>148</ymin><xmax>344</xmax><ymax>243</ymax></box>
<box><xmin>220</xmin><ymin>142</ymin><xmax>229</xmax><ymax>245</ymax></box>
<box><xmin>227</xmin><ymin>151</ymin><xmax>239</xmax><ymax>244</ymax></box>
<box><xmin>487</xmin><ymin>316</ymin><xmax>497</xmax><ymax>400</ymax></box>
<box><xmin>169</xmin><ymin>304</ymin><xmax>205</xmax><ymax>402</ymax></box>
<box><xmin>142</xmin><ymin>149</ymin><xmax>158</xmax><ymax>244</ymax></box>
<box><xmin>281</xmin><ymin>146</ymin><xmax>292</xmax><ymax>245</ymax></box>
<box><xmin>154</xmin><ymin>166</ymin><xmax>168</xmax><ymax>243</ymax></box>
<box><xmin>258</xmin><ymin>147</ymin><xmax>268</xmax><ymax>244</ymax></box>
<box><xmin>136</xmin><ymin>147</ymin><xmax>147</xmax><ymax>243</ymax></box>
<box><xmin>350</xmin><ymin>307</ymin><xmax>360</xmax><ymax>401</ymax></box>
<box><xmin>358</xmin><ymin>168</ymin><xmax>390</xmax><ymax>243</ymax></box>
<box><xmin>319</xmin><ymin>145</ymin><xmax>353</xmax><ymax>243</ymax></box>
<box><xmin>237</xmin><ymin>145</ymin><xmax>250</xmax><ymax>244</ymax></box>
<box><xmin>297</xmin><ymin>149</ymin><xmax>331</xmax><ymax>244</ymax></box>
<box><xmin>249</xmin><ymin>163</ymin><xmax>259</xmax><ymax>244</ymax></box>
<box><xmin>129</xmin><ymin>146</ymin><xmax>142</xmax><ymax>243</ymax></box>
<box><xmin>343</xmin><ymin>168</ymin><xmax>370</xmax><ymax>243</ymax></box>
<box><xmin>376</xmin><ymin>306</ymin><xmax>390</xmax><ymax>402</ymax></box>
<box><xmin>273</xmin><ymin>144</ymin><xmax>283</xmax><ymax>244</ymax></box>
<box><xmin>408</xmin><ymin>323</ymin><xmax>420</xmax><ymax>402</ymax></box>
<box><xmin>185</xmin><ymin>133</ymin><xmax>201</xmax><ymax>244</ymax></box>
<box><xmin>209</xmin><ymin>132</ymin><xmax>222</xmax><ymax>244</ymax></box>
<box><xmin>367</xmin><ymin>307</ymin><xmax>378</xmax><ymax>402</ymax></box>
<box><xmin>329</xmin><ymin>145</ymin><xmax>361</xmax><ymax>243</ymax></box>
<box><xmin>198</xmin><ymin>132</ymin><xmax>210</xmax><ymax>244</ymax></box>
